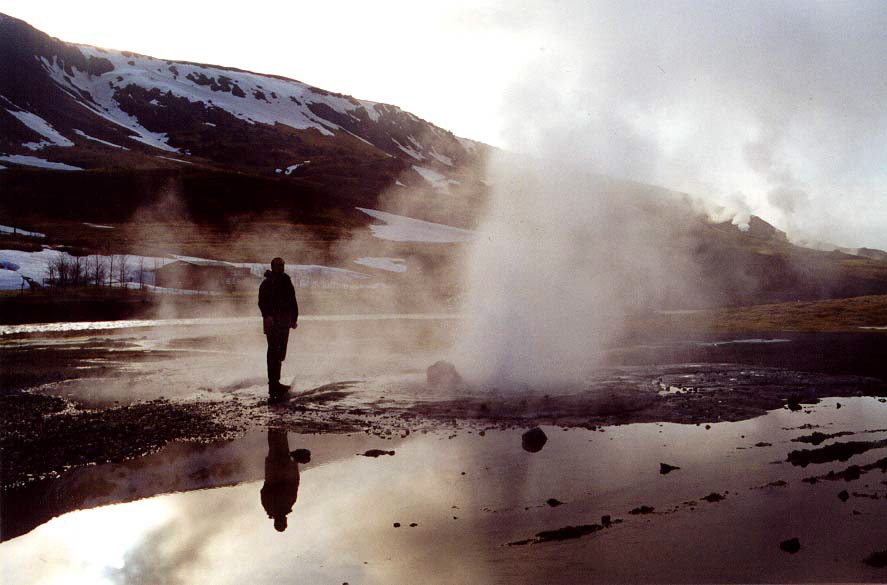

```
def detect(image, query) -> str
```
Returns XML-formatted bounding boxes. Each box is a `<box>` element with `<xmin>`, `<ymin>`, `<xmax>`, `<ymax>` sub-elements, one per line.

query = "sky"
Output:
<box><xmin>2</xmin><ymin>1</ymin><xmax>886</xmax><ymax>248</ymax></box>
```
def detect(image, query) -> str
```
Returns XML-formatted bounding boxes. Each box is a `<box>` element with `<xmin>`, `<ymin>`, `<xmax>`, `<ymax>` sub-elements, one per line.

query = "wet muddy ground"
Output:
<box><xmin>1</xmin><ymin>316</ymin><xmax>886</xmax><ymax>582</ymax></box>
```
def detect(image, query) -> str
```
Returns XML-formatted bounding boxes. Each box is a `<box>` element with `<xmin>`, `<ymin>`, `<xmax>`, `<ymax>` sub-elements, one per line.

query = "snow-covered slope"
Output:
<box><xmin>0</xmin><ymin>13</ymin><xmax>485</xmax><ymax>182</ymax></box>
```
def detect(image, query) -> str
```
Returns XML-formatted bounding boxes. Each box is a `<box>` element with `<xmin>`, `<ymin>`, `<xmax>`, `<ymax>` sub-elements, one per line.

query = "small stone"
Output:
<box><xmin>521</xmin><ymin>427</ymin><xmax>548</xmax><ymax>453</ymax></box>
<box><xmin>838</xmin><ymin>490</ymin><xmax>850</xmax><ymax>502</ymax></box>
<box><xmin>546</xmin><ymin>498</ymin><xmax>564</xmax><ymax>507</ymax></box>
<box><xmin>393</xmin><ymin>522</ymin><xmax>401</xmax><ymax>528</ymax></box>
<box><xmin>780</xmin><ymin>537</ymin><xmax>801</xmax><ymax>554</ymax></box>
<box><xmin>427</xmin><ymin>361</ymin><xmax>463</xmax><ymax>389</ymax></box>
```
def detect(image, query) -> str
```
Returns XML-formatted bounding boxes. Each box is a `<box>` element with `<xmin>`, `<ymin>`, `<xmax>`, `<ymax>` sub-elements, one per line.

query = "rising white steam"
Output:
<box><xmin>456</xmin><ymin>153</ymin><xmax>702</xmax><ymax>388</ymax></box>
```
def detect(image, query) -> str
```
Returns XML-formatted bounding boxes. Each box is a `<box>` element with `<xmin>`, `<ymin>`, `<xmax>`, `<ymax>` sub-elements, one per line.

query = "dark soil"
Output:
<box><xmin>0</xmin><ymin>391</ymin><xmax>231</xmax><ymax>489</ymax></box>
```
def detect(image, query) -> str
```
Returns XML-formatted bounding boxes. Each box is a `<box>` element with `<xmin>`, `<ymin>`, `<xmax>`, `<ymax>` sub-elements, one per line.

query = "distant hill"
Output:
<box><xmin>0</xmin><ymin>13</ymin><xmax>489</xmax><ymax>229</ymax></box>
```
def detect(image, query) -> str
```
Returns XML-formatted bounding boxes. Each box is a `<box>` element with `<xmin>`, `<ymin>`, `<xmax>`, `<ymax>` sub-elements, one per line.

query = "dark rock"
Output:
<box><xmin>409</xmin><ymin>523</ymin><xmax>418</xmax><ymax>527</ymax></box>
<box><xmin>629</xmin><ymin>505</ymin><xmax>655</xmax><ymax>515</ymax></box>
<box><xmin>838</xmin><ymin>490</ymin><xmax>850</xmax><ymax>502</ymax></box>
<box><xmin>362</xmin><ymin>449</ymin><xmax>395</xmax><ymax>457</ymax></box>
<box><xmin>787</xmin><ymin>439</ymin><xmax>887</xmax><ymax>467</ymax></box>
<box><xmin>701</xmin><ymin>492</ymin><xmax>724</xmax><ymax>502</ymax></box>
<box><xmin>427</xmin><ymin>361</ymin><xmax>464</xmax><ymax>389</ymax></box>
<box><xmin>546</xmin><ymin>498</ymin><xmax>564</xmax><ymax>507</ymax></box>
<box><xmin>863</xmin><ymin>550</ymin><xmax>887</xmax><ymax>568</ymax></box>
<box><xmin>780</xmin><ymin>537</ymin><xmax>801</xmax><ymax>554</ymax></box>
<box><xmin>534</xmin><ymin>524</ymin><xmax>603</xmax><ymax>542</ymax></box>
<box><xmin>755</xmin><ymin>442</ymin><xmax>773</xmax><ymax>447</ymax></box>
<box><xmin>393</xmin><ymin>522</ymin><xmax>400</xmax><ymax>528</ymax></box>
<box><xmin>521</xmin><ymin>427</ymin><xmax>548</xmax><ymax>453</ymax></box>
<box><xmin>792</xmin><ymin>431</ymin><xmax>854</xmax><ymax>446</ymax></box>
<box><xmin>601</xmin><ymin>515</ymin><xmax>611</xmax><ymax>526</ymax></box>
<box><xmin>659</xmin><ymin>462</ymin><xmax>681</xmax><ymax>475</ymax></box>
<box><xmin>289</xmin><ymin>448</ymin><xmax>311</xmax><ymax>464</ymax></box>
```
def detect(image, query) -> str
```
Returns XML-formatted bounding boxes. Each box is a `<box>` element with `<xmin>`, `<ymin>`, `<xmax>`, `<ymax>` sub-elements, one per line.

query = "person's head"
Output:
<box><xmin>271</xmin><ymin>257</ymin><xmax>285</xmax><ymax>274</ymax></box>
<box><xmin>274</xmin><ymin>516</ymin><xmax>288</xmax><ymax>532</ymax></box>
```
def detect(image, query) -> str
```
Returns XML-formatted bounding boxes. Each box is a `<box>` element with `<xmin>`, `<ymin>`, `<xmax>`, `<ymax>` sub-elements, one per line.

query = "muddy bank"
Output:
<box><xmin>0</xmin><ymin>391</ymin><xmax>233</xmax><ymax>488</ymax></box>
<box><xmin>3</xmin><ymin>321</ymin><xmax>887</xmax><ymax>495</ymax></box>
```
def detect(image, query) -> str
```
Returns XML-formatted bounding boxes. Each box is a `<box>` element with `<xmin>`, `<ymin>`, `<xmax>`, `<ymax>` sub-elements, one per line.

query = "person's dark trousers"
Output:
<box><xmin>266</xmin><ymin>323</ymin><xmax>290</xmax><ymax>388</ymax></box>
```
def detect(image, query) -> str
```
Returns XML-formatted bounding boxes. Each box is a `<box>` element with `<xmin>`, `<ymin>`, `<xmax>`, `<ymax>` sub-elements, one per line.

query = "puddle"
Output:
<box><xmin>2</xmin><ymin>397</ymin><xmax>886</xmax><ymax>583</ymax></box>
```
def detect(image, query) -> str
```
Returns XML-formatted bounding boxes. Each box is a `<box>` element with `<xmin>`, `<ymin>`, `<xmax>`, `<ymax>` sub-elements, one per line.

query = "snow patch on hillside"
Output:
<box><xmin>354</xmin><ymin>257</ymin><xmax>407</xmax><ymax>273</ymax></box>
<box><xmin>429</xmin><ymin>147</ymin><xmax>453</xmax><ymax>166</ymax></box>
<box><xmin>275</xmin><ymin>163</ymin><xmax>306</xmax><ymax>175</ymax></box>
<box><xmin>74</xmin><ymin>129</ymin><xmax>128</xmax><ymax>149</ymax></box>
<box><xmin>0</xmin><ymin>249</ymin><xmax>173</xmax><ymax>289</ymax></box>
<box><xmin>356</xmin><ymin>207</ymin><xmax>475</xmax><ymax>243</ymax></box>
<box><xmin>49</xmin><ymin>45</ymin><xmax>387</xmax><ymax>144</ymax></box>
<box><xmin>6</xmin><ymin>108</ymin><xmax>74</xmax><ymax>150</ymax></box>
<box><xmin>392</xmin><ymin>138</ymin><xmax>424</xmax><ymax>161</ymax></box>
<box><xmin>156</xmin><ymin>156</ymin><xmax>194</xmax><ymax>165</ymax></box>
<box><xmin>0</xmin><ymin>154</ymin><xmax>82</xmax><ymax>170</ymax></box>
<box><xmin>412</xmin><ymin>165</ymin><xmax>459</xmax><ymax>193</ymax></box>
<box><xmin>0</xmin><ymin>225</ymin><xmax>46</xmax><ymax>238</ymax></box>
<box><xmin>42</xmin><ymin>54</ymin><xmax>179</xmax><ymax>152</ymax></box>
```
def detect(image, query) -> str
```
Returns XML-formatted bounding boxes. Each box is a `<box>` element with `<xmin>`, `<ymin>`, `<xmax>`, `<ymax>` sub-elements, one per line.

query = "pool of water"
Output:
<box><xmin>2</xmin><ymin>397</ymin><xmax>886</xmax><ymax>584</ymax></box>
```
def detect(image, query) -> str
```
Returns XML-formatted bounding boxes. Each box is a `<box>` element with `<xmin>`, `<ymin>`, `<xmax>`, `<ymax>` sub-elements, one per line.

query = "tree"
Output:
<box><xmin>49</xmin><ymin>254</ymin><xmax>69</xmax><ymax>286</ymax></box>
<box><xmin>138</xmin><ymin>257</ymin><xmax>146</xmax><ymax>290</ymax></box>
<box><xmin>117</xmin><ymin>254</ymin><xmax>130</xmax><ymax>289</ymax></box>
<box><xmin>108</xmin><ymin>253</ymin><xmax>115</xmax><ymax>288</ymax></box>
<box><xmin>70</xmin><ymin>256</ymin><xmax>84</xmax><ymax>286</ymax></box>
<box><xmin>89</xmin><ymin>255</ymin><xmax>107</xmax><ymax>287</ymax></box>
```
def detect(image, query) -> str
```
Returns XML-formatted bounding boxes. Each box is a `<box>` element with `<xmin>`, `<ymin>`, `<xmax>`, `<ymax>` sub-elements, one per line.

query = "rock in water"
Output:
<box><xmin>780</xmin><ymin>538</ymin><xmax>801</xmax><ymax>554</ymax></box>
<box><xmin>521</xmin><ymin>427</ymin><xmax>548</xmax><ymax>453</ymax></box>
<box><xmin>427</xmin><ymin>361</ymin><xmax>464</xmax><ymax>389</ymax></box>
<box><xmin>659</xmin><ymin>462</ymin><xmax>681</xmax><ymax>474</ymax></box>
<box><xmin>362</xmin><ymin>449</ymin><xmax>395</xmax><ymax>458</ymax></box>
<box><xmin>290</xmin><ymin>449</ymin><xmax>311</xmax><ymax>464</ymax></box>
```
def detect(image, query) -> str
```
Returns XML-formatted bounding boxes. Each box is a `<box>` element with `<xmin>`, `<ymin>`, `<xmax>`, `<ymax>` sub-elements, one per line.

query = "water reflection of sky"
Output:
<box><xmin>3</xmin><ymin>398</ymin><xmax>886</xmax><ymax>584</ymax></box>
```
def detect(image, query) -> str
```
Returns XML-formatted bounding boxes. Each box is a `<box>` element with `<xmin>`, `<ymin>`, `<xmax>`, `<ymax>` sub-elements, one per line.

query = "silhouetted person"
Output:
<box><xmin>259</xmin><ymin>257</ymin><xmax>299</xmax><ymax>398</ymax></box>
<box><xmin>261</xmin><ymin>429</ymin><xmax>309</xmax><ymax>532</ymax></box>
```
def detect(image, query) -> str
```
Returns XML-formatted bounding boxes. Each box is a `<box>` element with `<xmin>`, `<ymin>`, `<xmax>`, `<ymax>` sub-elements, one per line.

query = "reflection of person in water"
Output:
<box><xmin>261</xmin><ymin>429</ymin><xmax>310</xmax><ymax>532</ymax></box>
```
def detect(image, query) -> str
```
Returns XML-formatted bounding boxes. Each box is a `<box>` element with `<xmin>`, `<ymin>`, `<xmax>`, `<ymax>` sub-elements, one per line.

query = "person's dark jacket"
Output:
<box><xmin>258</xmin><ymin>271</ymin><xmax>298</xmax><ymax>326</ymax></box>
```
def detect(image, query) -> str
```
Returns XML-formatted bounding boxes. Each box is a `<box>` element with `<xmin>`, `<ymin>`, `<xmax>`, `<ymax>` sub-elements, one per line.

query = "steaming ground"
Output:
<box><xmin>3</xmin><ymin>314</ymin><xmax>886</xmax><ymax>490</ymax></box>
